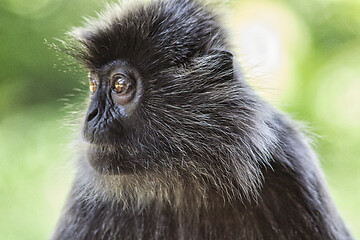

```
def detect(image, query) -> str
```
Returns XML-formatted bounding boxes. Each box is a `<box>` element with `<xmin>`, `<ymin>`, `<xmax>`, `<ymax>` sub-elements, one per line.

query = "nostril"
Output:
<box><xmin>87</xmin><ymin>108</ymin><xmax>99</xmax><ymax>122</ymax></box>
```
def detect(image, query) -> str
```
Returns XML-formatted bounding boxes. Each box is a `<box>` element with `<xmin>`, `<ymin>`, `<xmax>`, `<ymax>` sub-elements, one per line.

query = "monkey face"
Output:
<box><xmin>83</xmin><ymin>60</ymin><xmax>145</xmax><ymax>174</ymax></box>
<box><xmin>84</xmin><ymin>62</ymin><xmax>142</xmax><ymax>142</ymax></box>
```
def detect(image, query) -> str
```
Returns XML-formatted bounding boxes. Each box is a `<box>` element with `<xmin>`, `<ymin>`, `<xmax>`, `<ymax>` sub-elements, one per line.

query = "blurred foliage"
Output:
<box><xmin>0</xmin><ymin>0</ymin><xmax>359</xmax><ymax>239</ymax></box>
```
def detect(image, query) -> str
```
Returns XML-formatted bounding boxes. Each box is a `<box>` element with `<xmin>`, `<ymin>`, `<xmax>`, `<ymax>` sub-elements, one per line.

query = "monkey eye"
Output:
<box><xmin>112</xmin><ymin>75</ymin><xmax>134</xmax><ymax>95</ymax></box>
<box><xmin>89</xmin><ymin>79</ymin><xmax>98</xmax><ymax>94</ymax></box>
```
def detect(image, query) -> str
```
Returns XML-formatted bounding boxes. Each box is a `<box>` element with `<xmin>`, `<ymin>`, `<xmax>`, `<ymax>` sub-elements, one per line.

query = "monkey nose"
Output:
<box><xmin>85</xmin><ymin>104</ymin><xmax>102</xmax><ymax>129</ymax></box>
<box><xmin>87</xmin><ymin>108</ymin><xmax>99</xmax><ymax>122</ymax></box>
<box><xmin>84</xmin><ymin>103</ymin><xmax>104</xmax><ymax>142</ymax></box>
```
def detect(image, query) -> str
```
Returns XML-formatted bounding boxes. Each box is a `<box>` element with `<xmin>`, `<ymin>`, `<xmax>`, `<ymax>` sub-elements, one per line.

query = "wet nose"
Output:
<box><xmin>84</xmin><ymin>99</ymin><xmax>104</xmax><ymax>142</ymax></box>
<box><xmin>87</xmin><ymin>107</ymin><xmax>99</xmax><ymax>123</ymax></box>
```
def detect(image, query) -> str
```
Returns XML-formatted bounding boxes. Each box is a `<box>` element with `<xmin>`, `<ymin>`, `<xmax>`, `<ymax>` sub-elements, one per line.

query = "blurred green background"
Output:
<box><xmin>0</xmin><ymin>0</ymin><xmax>359</xmax><ymax>239</ymax></box>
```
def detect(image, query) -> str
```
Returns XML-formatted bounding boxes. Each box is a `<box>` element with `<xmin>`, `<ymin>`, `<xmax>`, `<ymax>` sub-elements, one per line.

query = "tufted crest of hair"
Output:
<box><xmin>67</xmin><ymin>0</ymin><xmax>227</xmax><ymax>70</ymax></box>
<box><xmin>65</xmin><ymin>0</ymin><xmax>282</xmax><ymax>209</ymax></box>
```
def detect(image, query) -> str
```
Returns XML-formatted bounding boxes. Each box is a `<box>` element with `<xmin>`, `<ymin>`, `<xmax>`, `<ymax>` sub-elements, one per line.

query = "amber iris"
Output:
<box><xmin>114</xmin><ymin>77</ymin><xmax>128</xmax><ymax>94</ymax></box>
<box><xmin>89</xmin><ymin>79</ymin><xmax>97</xmax><ymax>94</ymax></box>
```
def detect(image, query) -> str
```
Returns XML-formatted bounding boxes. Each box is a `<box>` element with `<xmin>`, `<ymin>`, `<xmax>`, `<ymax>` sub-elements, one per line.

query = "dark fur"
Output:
<box><xmin>51</xmin><ymin>0</ymin><xmax>353</xmax><ymax>239</ymax></box>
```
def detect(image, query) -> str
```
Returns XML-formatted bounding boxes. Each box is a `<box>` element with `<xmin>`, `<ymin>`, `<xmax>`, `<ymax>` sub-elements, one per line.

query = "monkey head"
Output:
<box><xmin>66</xmin><ymin>0</ymin><xmax>277</xmax><ymax>202</ymax></box>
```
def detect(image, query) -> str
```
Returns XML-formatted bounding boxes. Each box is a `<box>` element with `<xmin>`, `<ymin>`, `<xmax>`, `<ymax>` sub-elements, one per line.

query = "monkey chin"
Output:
<box><xmin>86</xmin><ymin>144</ymin><xmax>140</xmax><ymax>175</ymax></box>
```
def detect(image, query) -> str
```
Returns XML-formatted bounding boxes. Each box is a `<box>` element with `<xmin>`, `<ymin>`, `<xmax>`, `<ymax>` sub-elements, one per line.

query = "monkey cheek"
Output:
<box><xmin>86</xmin><ymin>146</ymin><xmax>139</xmax><ymax>175</ymax></box>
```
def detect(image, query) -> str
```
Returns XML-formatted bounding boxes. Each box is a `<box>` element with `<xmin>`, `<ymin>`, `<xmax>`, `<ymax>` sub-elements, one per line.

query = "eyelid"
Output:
<box><xmin>111</xmin><ymin>73</ymin><xmax>132</xmax><ymax>85</ymax></box>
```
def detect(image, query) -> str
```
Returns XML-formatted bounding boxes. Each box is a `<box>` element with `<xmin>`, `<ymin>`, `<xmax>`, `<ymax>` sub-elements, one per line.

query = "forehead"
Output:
<box><xmin>69</xmin><ymin>0</ymin><xmax>224</xmax><ymax>74</ymax></box>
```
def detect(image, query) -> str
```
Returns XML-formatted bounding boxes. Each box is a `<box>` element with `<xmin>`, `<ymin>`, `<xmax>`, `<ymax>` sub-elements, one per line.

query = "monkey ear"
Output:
<box><xmin>207</xmin><ymin>48</ymin><xmax>233</xmax><ymax>59</ymax></box>
<box><xmin>207</xmin><ymin>48</ymin><xmax>233</xmax><ymax>68</ymax></box>
<box><xmin>205</xmin><ymin>48</ymin><xmax>234</xmax><ymax>78</ymax></box>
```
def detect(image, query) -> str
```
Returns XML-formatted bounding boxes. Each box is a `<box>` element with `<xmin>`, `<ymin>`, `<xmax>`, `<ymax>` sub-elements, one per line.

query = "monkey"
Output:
<box><xmin>51</xmin><ymin>0</ymin><xmax>354</xmax><ymax>239</ymax></box>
